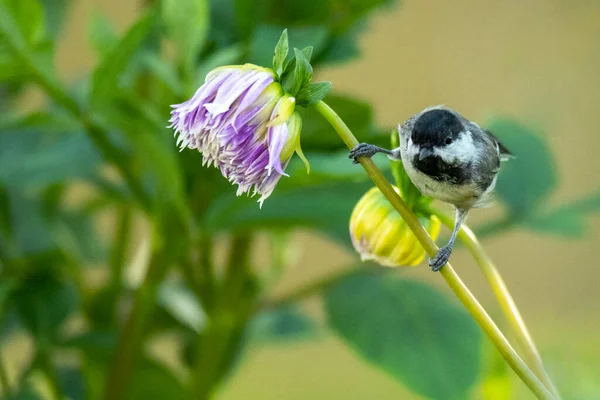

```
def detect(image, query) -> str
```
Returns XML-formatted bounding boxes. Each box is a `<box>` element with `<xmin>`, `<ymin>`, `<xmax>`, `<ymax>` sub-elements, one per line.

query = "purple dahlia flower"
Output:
<box><xmin>169</xmin><ymin>64</ymin><xmax>308</xmax><ymax>206</ymax></box>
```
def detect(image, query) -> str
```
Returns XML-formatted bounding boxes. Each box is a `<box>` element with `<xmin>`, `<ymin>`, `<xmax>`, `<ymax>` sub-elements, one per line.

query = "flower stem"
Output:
<box><xmin>191</xmin><ymin>234</ymin><xmax>256</xmax><ymax>400</ymax></box>
<box><xmin>425</xmin><ymin>206</ymin><xmax>561</xmax><ymax>399</ymax></box>
<box><xmin>103</xmin><ymin>237</ymin><xmax>169</xmax><ymax>400</ymax></box>
<box><xmin>314</xmin><ymin>100</ymin><xmax>555</xmax><ymax>400</ymax></box>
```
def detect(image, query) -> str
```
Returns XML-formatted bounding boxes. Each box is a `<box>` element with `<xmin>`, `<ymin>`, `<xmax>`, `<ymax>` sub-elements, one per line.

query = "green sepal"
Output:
<box><xmin>272</xmin><ymin>29</ymin><xmax>289</xmax><ymax>79</ymax></box>
<box><xmin>296</xmin><ymin>81</ymin><xmax>332</xmax><ymax>107</ymax></box>
<box><xmin>281</xmin><ymin>47</ymin><xmax>314</xmax><ymax>95</ymax></box>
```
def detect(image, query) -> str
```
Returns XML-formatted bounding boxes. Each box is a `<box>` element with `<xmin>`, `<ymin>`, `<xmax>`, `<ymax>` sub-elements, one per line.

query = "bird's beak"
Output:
<box><xmin>418</xmin><ymin>148</ymin><xmax>435</xmax><ymax>161</ymax></box>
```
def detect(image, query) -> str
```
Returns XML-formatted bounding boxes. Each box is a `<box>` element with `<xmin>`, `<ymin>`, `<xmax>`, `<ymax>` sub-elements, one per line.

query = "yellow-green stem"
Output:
<box><xmin>426</xmin><ymin>207</ymin><xmax>561</xmax><ymax>399</ymax></box>
<box><xmin>314</xmin><ymin>100</ymin><xmax>555</xmax><ymax>400</ymax></box>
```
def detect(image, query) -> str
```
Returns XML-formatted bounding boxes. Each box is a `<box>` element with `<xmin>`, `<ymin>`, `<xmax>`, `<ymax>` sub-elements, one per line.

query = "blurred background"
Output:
<box><xmin>1</xmin><ymin>0</ymin><xmax>599</xmax><ymax>399</ymax></box>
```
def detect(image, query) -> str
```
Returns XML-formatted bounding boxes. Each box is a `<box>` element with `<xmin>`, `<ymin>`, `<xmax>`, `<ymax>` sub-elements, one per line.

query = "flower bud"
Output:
<box><xmin>349</xmin><ymin>186</ymin><xmax>441</xmax><ymax>267</ymax></box>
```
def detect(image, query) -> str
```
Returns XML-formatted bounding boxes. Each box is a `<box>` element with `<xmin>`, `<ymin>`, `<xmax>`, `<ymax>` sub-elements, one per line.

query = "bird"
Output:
<box><xmin>349</xmin><ymin>106</ymin><xmax>513</xmax><ymax>271</ymax></box>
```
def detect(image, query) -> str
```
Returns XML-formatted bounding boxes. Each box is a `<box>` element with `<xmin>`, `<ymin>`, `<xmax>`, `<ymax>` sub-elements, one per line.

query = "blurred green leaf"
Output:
<box><xmin>39</xmin><ymin>0</ymin><xmax>71</xmax><ymax>40</ymax></box>
<box><xmin>125</xmin><ymin>357</ymin><xmax>186</xmax><ymax>400</ymax></box>
<box><xmin>0</xmin><ymin>131</ymin><xmax>101</xmax><ymax>189</ymax></box>
<box><xmin>521</xmin><ymin>189</ymin><xmax>600</xmax><ymax>237</ymax></box>
<box><xmin>318</xmin><ymin>23</ymin><xmax>364</xmax><ymax>65</ymax></box>
<box><xmin>157</xmin><ymin>281</ymin><xmax>206</xmax><ymax>333</ymax></box>
<box><xmin>325</xmin><ymin>272</ymin><xmax>482</xmax><ymax>400</ymax></box>
<box><xmin>6</xmin><ymin>382</ymin><xmax>44</xmax><ymax>399</ymax></box>
<box><xmin>0</xmin><ymin>277</ymin><xmax>18</xmax><ymax>315</ymax></box>
<box><xmin>162</xmin><ymin>0</ymin><xmax>208</xmax><ymax>71</ymax></box>
<box><xmin>12</xmin><ymin>273</ymin><xmax>78</xmax><ymax>340</ymax></box>
<box><xmin>249</xmin><ymin>25</ymin><xmax>328</xmax><ymax>68</ymax></box>
<box><xmin>478</xmin><ymin>341</ymin><xmax>512</xmax><ymax>400</ymax></box>
<box><xmin>250</xmin><ymin>305</ymin><xmax>317</xmax><ymax>342</ymax></box>
<box><xmin>523</xmin><ymin>210</ymin><xmax>586</xmax><ymax>238</ymax></box>
<box><xmin>57</xmin><ymin>366</ymin><xmax>86</xmax><ymax>400</ymax></box>
<box><xmin>1</xmin><ymin>0</ymin><xmax>45</xmax><ymax>46</ymax></box>
<box><xmin>54</xmin><ymin>208</ymin><xmax>106</xmax><ymax>263</ymax></box>
<box><xmin>488</xmin><ymin>119</ymin><xmax>557</xmax><ymax>216</ymax></box>
<box><xmin>89</xmin><ymin>10</ymin><xmax>157</xmax><ymax>107</ymax></box>
<box><xmin>204</xmin><ymin>182</ymin><xmax>371</xmax><ymax>245</ymax></box>
<box><xmin>142</xmin><ymin>53</ymin><xmax>183</xmax><ymax>97</ymax></box>
<box><xmin>296</xmin><ymin>81</ymin><xmax>331</xmax><ymax>107</ymax></box>
<box><xmin>194</xmin><ymin>44</ymin><xmax>243</xmax><ymax>91</ymax></box>
<box><xmin>5</xmin><ymin>188</ymin><xmax>54</xmax><ymax>255</ymax></box>
<box><xmin>101</xmin><ymin>97</ymin><xmax>187</xmax><ymax>212</ymax></box>
<box><xmin>88</xmin><ymin>11</ymin><xmax>117</xmax><ymax>56</ymax></box>
<box><xmin>264</xmin><ymin>0</ymin><xmax>396</xmax><ymax>31</ymax></box>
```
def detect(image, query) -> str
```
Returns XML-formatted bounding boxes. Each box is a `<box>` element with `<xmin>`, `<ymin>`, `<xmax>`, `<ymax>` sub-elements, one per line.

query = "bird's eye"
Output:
<box><xmin>445</xmin><ymin>138</ymin><xmax>453</xmax><ymax>145</ymax></box>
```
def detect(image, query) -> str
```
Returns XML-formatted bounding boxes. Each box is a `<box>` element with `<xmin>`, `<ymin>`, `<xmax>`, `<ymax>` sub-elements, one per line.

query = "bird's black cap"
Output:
<box><xmin>412</xmin><ymin>109</ymin><xmax>463</xmax><ymax>147</ymax></box>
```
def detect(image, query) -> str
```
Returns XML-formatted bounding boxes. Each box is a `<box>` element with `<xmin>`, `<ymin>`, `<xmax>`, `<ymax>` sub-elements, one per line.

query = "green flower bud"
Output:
<box><xmin>349</xmin><ymin>186</ymin><xmax>441</xmax><ymax>267</ymax></box>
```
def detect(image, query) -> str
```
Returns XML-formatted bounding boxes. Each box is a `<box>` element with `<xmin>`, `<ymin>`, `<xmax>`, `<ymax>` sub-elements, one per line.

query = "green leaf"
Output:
<box><xmin>89</xmin><ymin>10</ymin><xmax>157</xmax><ymax>107</ymax></box>
<box><xmin>12</xmin><ymin>273</ymin><xmax>78</xmax><ymax>340</ymax></box>
<box><xmin>296</xmin><ymin>81</ymin><xmax>331</xmax><ymax>107</ymax></box>
<box><xmin>54</xmin><ymin>208</ymin><xmax>106</xmax><ymax>263</ymax></box>
<box><xmin>6</xmin><ymin>382</ymin><xmax>44</xmax><ymax>399</ymax></box>
<box><xmin>57</xmin><ymin>366</ymin><xmax>86</xmax><ymax>400</ymax></box>
<box><xmin>282</xmin><ymin>47</ymin><xmax>313</xmax><ymax>95</ymax></box>
<box><xmin>325</xmin><ymin>272</ymin><xmax>482</xmax><ymax>400</ymax></box>
<box><xmin>5</xmin><ymin>188</ymin><xmax>55</xmax><ymax>255</ymax></box>
<box><xmin>272</xmin><ymin>29</ymin><xmax>288</xmax><ymax>78</ymax></box>
<box><xmin>523</xmin><ymin>210</ymin><xmax>586</xmax><ymax>237</ymax></box>
<box><xmin>126</xmin><ymin>357</ymin><xmax>186</xmax><ymax>400</ymax></box>
<box><xmin>521</xmin><ymin>190</ymin><xmax>600</xmax><ymax>237</ymax></box>
<box><xmin>250</xmin><ymin>305</ymin><xmax>317</xmax><ymax>342</ymax></box>
<box><xmin>39</xmin><ymin>0</ymin><xmax>71</xmax><ymax>40</ymax></box>
<box><xmin>142</xmin><ymin>53</ymin><xmax>183</xmax><ymax>96</ymax></box>
<box><xmin>1</xmin><ymin>0</ymin><xmax>45</xmax><ymax>46</ymax></box>
<box><xmin>0</xmin><ymin>130</ymin><xmax>101</xmax><ymax>189</ymax></box>
<box><xmin>204</xmin><ymin>182</ymin><xmax>371</xmax><ymax>245</ymax></box>
<box><xmin>157</xmin><ymin>281</ymin><xmax>206</xmax><ymax>333</ymax></box>
<box><xmin>87</xmin><ymin>11</ymin><xmax>117</xmax><ymax>56</ymax></box>
<box><xmin>249</xmin><ymin>24</ymin><xmax>328</xmax><ymax>69</ymax></box>
<box><xmin>194</xmin><ymin>44</ymin><xmax>243</xmax><ymax>91</ymax></box>
<box><xmin>487</xmin><ymin>118</ymin><xmax>557</xmax><ymax>216</ymax></box>
<box><xmin>162</xmin><ymin>0</ymin><xmax>209</xmax><ymax>70</ymax></box>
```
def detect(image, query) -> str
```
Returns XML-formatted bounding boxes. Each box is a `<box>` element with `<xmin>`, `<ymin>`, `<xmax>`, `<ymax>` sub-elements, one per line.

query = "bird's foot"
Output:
<box><xmin>349</xmin><ymin>143</ymin><xmax>381</xmax><ymax>164</ymax></box>
<box><xmin>429</xmin><ymin>245</ymin><xmax>453</xmax><ymax>272</ymax></box>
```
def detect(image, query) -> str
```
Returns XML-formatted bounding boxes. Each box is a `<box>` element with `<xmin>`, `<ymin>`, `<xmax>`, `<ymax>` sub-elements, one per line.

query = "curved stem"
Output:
<box><xmin>426</xmin><ymin>207</ymin><xmax>561</xmax><ymax>399</ymax></box>
<box><xmin>314</xmin><ymin>100</ymin><xmax>555</xmax><ymax>400</ymax></box>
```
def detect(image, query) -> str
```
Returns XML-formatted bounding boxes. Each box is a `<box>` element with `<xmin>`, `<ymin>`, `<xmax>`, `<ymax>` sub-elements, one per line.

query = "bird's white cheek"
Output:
<box><xmin>436</xmin><ymin>133</ymin><xmax>477</xmax><ymax>164</ymax></box>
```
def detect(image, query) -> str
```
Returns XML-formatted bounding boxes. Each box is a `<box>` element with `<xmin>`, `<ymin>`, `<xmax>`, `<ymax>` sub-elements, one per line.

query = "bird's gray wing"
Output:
<box><xmin>484</xmin><ymin>130</ymin><xmax>514</xmax><ymax>161</ymax></box>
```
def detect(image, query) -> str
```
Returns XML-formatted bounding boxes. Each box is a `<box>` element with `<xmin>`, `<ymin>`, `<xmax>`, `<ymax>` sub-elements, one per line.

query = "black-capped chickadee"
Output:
<box><xmin>349</xmin><ymin>106</ymin><xmax>513</xmax><ymax>271</ymax></box>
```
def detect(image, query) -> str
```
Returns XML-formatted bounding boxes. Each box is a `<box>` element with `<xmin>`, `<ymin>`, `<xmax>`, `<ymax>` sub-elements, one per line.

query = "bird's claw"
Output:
<box><xmin>429</xmin><ymin>245</ymin><xmax>453</xmax><ymax>272</ymax></box>
<box><xmin>349</xmin><ymin>143</ymin><xmax>377</xmax><ymax>164</ymax></box>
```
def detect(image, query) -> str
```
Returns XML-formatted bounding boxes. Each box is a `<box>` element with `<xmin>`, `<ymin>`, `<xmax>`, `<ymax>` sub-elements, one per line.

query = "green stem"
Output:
<box><xmin>314</xmin><ymin>100</ymin><xmax>555</xmax><ymax>400</ymax></box>
<box><xmin>191</xmin><ymin>234</ymin><xmax>256</xmax><ymax>400</ymax></box>
<box><xmin>425</xmin><ymin>207</ymin><xmax>561</xmax><ymax>399</ymax></box>
<box><xmin>108</xmin><ymin>204</ymin><xmax>133</xmax><ymax>324</ymax></box>
<box><xmin>103</xmin><ymin>238</ymin><xmax>169</xmax><ymax>400</ymax></box>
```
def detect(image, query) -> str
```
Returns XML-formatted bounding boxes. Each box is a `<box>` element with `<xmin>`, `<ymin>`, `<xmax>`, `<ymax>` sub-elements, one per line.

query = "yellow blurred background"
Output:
<box><xmin>52</xmin><ymin>0</ymin><xmax>600</xmax><ymax>398</ymax></box>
